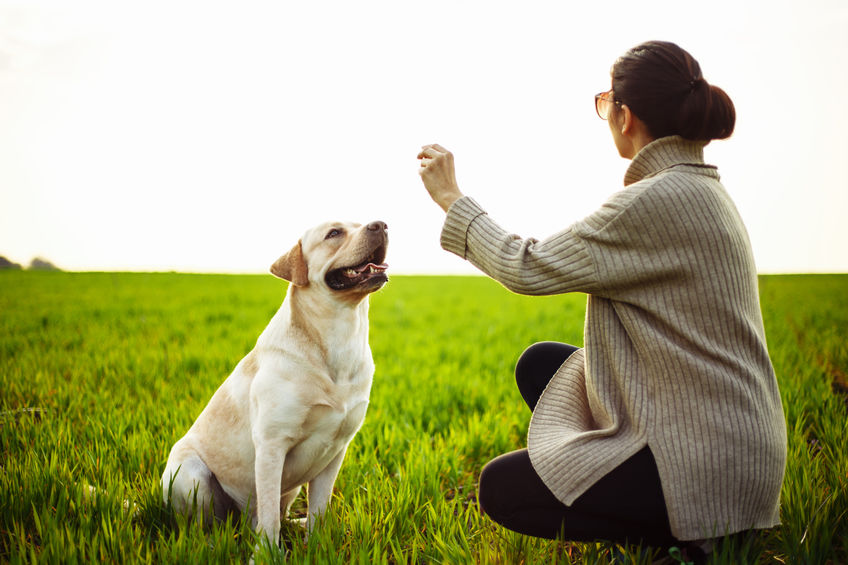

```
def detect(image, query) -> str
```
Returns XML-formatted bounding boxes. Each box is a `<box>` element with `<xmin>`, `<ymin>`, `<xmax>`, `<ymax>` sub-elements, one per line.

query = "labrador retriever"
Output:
<box><xmin>161</xmin><ymin>220</ymin><xmax>388</xmax><ymax>546</ymax></box>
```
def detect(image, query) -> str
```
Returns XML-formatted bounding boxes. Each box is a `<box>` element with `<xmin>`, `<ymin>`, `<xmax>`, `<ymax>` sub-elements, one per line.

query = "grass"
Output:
<box><xmin>1</xmin><ymin>271</ymin><xmax>846</xmax><ymax>564</ymax></box>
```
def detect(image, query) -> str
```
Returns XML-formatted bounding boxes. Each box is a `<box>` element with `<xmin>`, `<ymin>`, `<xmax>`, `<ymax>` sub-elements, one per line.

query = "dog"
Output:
<box><xmin>161</xmin><ymin>220</ymin><xmax>388</xmax><ymax>546</ymax></box>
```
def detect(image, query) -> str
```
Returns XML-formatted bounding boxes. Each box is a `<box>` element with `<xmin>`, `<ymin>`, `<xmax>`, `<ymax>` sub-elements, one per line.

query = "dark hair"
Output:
<box><xmin>612</xmin><ymin>41</ymin><xmax>735</xmax><ymax>142</ymax></box>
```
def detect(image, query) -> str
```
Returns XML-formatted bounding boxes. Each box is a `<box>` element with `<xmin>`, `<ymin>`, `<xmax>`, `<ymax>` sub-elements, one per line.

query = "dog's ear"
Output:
<box><xmin>270</xmin><ymin>241</ymin><xmax>309</xmax><ymax>286</ymax></box>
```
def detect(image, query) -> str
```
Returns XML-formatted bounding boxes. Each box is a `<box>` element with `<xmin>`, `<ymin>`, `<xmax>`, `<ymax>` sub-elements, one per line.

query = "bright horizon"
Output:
<box><xmin>1</xmin><ymin>1</ymin><xmax>846</xmax><ymax>275</ymax></box>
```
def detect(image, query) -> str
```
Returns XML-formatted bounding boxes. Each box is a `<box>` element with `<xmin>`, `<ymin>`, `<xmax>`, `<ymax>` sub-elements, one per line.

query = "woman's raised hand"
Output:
<box><xmin>418</xmin><ymin>144</ymin><xmax>464</xmax><ymax>212</ymax></box>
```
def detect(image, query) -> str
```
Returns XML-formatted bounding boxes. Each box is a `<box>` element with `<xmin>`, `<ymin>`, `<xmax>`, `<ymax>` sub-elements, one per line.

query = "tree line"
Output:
<box><xmin>0</xmin><ymin>256</ymin><xmax>61</xmax><ymax>271</ymax></box>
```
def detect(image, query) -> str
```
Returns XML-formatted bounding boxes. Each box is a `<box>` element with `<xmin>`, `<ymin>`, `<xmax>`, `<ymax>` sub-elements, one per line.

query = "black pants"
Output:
<box><xmin>477</xmin><ymin>341</ymin><xmax>677</xmax><ymax>547</ymax></box>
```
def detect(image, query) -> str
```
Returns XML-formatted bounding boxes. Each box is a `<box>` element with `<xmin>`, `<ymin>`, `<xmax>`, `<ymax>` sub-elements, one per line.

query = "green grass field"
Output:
<box><xmin>1</xmin><ymin>272</ymin><xmax>846</xmax><ymax>564</ymax></box>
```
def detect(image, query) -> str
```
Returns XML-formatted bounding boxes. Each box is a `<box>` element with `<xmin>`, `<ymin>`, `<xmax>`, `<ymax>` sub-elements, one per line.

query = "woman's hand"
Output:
<box><xmin>418</xmin><ymin>144</ymin><xmax>464</xmax><ymax>212</ymax></box>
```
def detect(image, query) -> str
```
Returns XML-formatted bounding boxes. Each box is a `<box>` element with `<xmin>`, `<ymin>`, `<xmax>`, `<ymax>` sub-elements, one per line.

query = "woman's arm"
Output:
<box><xmin>418</xmin><ymin>144</ymin><xmax>600</xmax><ymax>296</ymax></box>
<box><xmin>441</xmin><ymin>196</ymin><xmax>600</xmax><ymax>296</ymax></box>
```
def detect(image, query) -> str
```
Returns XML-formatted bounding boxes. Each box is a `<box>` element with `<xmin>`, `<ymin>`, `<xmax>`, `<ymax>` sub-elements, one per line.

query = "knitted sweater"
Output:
<box><xmin>440</xmin><ymin>136</ymin><xmax>786</xmax><ymax>541</ymax></box>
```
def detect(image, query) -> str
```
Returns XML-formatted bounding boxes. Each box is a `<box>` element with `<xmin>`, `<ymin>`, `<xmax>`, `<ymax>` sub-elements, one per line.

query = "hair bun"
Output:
<box><xmin>701</xmin><ymin>83</ymin><xmax>735</xmax><ymax>140</ymax></box>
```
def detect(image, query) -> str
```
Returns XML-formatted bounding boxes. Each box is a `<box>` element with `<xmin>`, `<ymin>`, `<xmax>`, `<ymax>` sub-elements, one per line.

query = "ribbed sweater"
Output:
<box><xmin>440</xmin><ymin>136</ymin><xmax>787</xmax><ymax>541</ymax></box>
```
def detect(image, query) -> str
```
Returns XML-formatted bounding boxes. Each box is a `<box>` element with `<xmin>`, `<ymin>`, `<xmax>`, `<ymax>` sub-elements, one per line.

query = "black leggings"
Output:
<box><xmin>477</xmin><ymin>341</ymin><xmax>677</xmax><ymax>547</ymax></box>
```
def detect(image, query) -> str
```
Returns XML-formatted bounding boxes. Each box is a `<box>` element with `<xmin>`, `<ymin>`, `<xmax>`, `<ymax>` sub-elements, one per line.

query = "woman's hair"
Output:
<box><xmin>611</xmin><ymin>41</ymin><xmax>735</xmax><ymax>142</ymax></box>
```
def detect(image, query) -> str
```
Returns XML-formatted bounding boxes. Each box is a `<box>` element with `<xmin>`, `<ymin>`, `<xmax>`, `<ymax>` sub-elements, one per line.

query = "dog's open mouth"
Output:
<box><xmin>325</xmin><ymin>245</ymin><xmax>388</xmax><ymax>291</ymax></box>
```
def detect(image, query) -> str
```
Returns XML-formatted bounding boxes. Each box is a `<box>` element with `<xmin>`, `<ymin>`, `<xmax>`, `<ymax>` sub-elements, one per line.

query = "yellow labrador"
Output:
<box><xmin>161</xmin><ymin>220</ymin><xmax>388</xmax><ymax>546</ymax></box>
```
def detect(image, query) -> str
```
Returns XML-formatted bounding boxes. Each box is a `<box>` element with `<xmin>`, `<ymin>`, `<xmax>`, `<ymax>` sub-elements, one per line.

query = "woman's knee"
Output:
<box><xmin>478</xmin><ymin>450</ymin><xmax>572</xmax><ymax>538</ymax></box>
<box><xmin>515</xmin><ymin>342</ymin><xmax>578</xmax><ymax>382</ymax></box>
<box><xmin>515</xmin><ymin>342</ymin><xmax>578</xmax><ymax>410</ymax></box>
<box><xmin>477</xmin><ymin>458</ymin><xmax>503</xmax><ymax>518</ymax></box>
<box><xmin>478</xmin><ymin>450</ymin><xmax>529</xmax><ymax>518</ymax></box>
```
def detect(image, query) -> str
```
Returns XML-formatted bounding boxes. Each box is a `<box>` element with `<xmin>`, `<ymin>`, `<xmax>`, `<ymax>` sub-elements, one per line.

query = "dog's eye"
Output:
<box><xmin>325</xmin><ymin>228</ymin><xmax>343</xmax><ymax>239</ymax></box>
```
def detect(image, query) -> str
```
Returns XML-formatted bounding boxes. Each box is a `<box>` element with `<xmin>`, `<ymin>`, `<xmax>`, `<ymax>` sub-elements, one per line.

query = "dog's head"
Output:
<box><xmin>270</xmin><ymin>220</ymin><xmax>389</xmax><ymax>300</ymax></box>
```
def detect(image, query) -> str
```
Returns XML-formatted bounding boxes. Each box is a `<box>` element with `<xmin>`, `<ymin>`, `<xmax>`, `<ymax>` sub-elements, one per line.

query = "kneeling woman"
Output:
<box><xmin>416</xmin><ymin>41</ymin><xmax>786</xmax><ymax>560</ymax></box>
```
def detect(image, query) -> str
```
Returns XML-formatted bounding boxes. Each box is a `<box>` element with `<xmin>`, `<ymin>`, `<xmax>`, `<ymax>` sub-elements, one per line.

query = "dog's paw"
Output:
<box><xmin>291</xmin><ymin>516</ymin><xmax>308</xmax><ymax>529</ymax></box>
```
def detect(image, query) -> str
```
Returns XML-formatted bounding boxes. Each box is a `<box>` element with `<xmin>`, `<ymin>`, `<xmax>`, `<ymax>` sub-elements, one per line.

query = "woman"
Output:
<box><xmin>417</xmin><ymin>41</ymin><xmax>786</xmax><ymax>559</ymax></box>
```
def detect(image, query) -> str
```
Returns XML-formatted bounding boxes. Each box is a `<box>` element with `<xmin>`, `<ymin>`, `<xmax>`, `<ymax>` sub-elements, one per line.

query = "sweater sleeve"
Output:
<box><xmin>440</xmin><ymin>196</ymin><xmax>600</xmax><ymax>295</ymax></box>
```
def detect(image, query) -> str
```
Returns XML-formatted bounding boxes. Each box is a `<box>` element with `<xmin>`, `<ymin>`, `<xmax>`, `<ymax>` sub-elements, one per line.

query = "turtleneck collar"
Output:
<box><xmin>623</xmin><ymin>136</ymin><xmax>716</xmax><ymax>187</ymax></box>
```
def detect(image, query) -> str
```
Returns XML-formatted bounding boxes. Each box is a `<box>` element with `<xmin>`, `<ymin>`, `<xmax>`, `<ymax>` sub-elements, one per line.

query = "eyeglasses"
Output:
<box><xmin>594</xmin><ymin>89</ymin><xmax>621</xmax><ymax>120</ymax></box>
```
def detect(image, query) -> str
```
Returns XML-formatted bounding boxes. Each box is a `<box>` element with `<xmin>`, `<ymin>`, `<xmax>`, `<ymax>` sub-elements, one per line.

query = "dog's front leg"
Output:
<box><xmin>253</xmin><ymin>437</ymin><xmax>287</xmax><ymax>546</ymax></box>
<box><xmin>306</xmin><ymin>446</ymin><xmax>348</xmax><ymax>533</ymax></box>
<box><xmin>251</xmin><ymin>376</ymin><xmax>304</xmax><ymax>548</ymax></box>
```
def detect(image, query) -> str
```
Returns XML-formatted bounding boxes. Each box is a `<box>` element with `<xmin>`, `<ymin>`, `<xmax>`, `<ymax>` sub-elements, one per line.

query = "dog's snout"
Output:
<box><xmin>367</xmin><ymin>221</ymin><xmax>388</xmax><ymax>232</ymax></box>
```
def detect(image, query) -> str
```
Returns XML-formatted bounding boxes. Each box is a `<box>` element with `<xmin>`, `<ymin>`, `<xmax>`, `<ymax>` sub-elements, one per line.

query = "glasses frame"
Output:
<box><xmin>594</xmin><ymin>89</ymin><xmax>622</xmax><ymax>120</ymax></box>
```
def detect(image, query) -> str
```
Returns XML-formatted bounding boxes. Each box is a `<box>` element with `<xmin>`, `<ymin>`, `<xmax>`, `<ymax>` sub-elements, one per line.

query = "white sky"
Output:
<box><xmin>1</xmin><ymin>0</ymin><xmax>846</xmax><ymax>274</ymax></box>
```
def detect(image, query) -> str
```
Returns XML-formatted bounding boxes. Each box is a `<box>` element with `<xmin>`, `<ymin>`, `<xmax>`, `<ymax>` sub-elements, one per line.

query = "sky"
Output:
<box><xmin>1</xmin><ymin>0</ymin><xmax>846</xmax><ymax>275</ymax></box>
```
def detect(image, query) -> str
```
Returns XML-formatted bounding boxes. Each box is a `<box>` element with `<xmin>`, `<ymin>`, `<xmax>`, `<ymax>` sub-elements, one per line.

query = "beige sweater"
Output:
<box><xmin>440</xmin><ymin>136</ymin><xmax>786</xmax><ymax>541</ymax></box>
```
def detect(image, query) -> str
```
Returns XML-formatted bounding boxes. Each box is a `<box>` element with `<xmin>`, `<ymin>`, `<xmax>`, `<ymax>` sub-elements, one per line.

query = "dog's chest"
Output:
<box><xmin>280</xmin><ymin>390</ymin><xmax>370</xmax><ymax>488</ymax></box>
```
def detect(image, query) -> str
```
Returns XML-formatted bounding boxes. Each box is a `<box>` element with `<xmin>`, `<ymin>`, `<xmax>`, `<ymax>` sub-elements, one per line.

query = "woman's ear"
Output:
<box><xmin>620</xmin><ymin>104</ymin><xmax>633</xmax><ymax>135</ymax></box>
<box><xmin>270</xmin><ymin>241</ymin><xmax>309</xmax><ymax>286</ymax></box>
